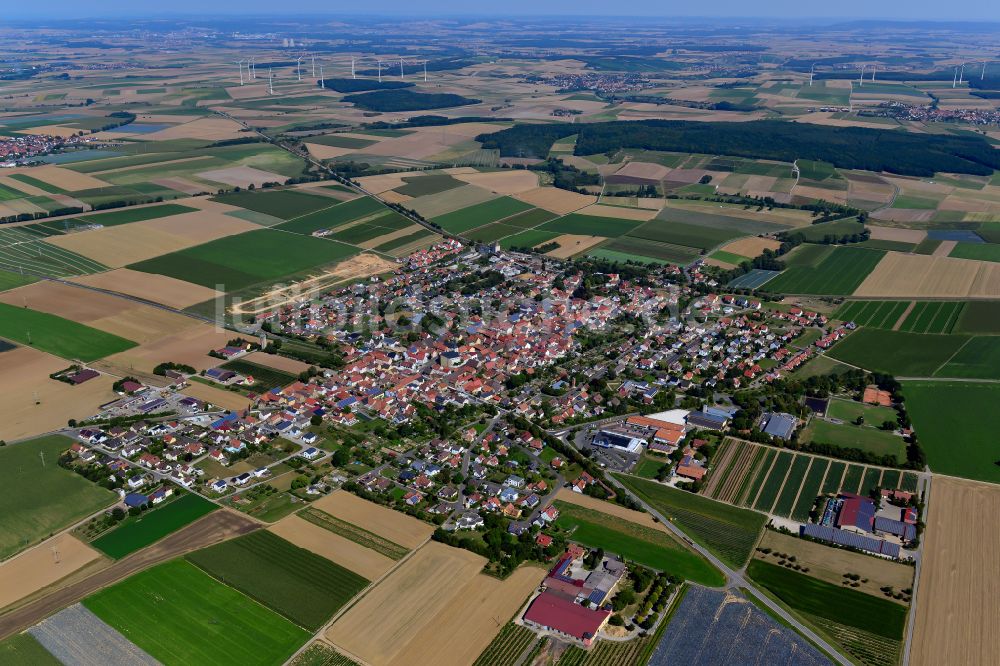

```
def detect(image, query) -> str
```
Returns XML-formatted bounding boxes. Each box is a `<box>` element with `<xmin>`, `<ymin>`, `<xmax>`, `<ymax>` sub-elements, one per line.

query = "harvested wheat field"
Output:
<box><xmin>180</xmin><ymin>381</ymin><xmax>253</xmax><ymax>412</ymax></box>
<box><xmin>101</xmin><ymin>323</ymin><xmax>235</xmax><ymax>374</ymax></box>
<box><xmin>0</xmin><ymin>281</ymin><xmax>200</xmax><ymax>344</ymax></box>
<box><xmin>310</xmin><ymin>491</ymin><xmax>432</xmax><ymax>550</ymax></box>
<box><xmin>545</xmin><ymin>234</ymin><xmax>608</xmax><ymax>258</ymax></box>
<box><xmin>0</xmin><ymin>534</ymin><xmax>105</xmax><ymax>612</ymax></box>
<box><xmin>868</xmin><ymin>226</ymin><xmax>927</xmax><ymax>244</ymax></box>
<box><xmin>45</xmin><ymin>211</ymin><xmax>257</xmax><ymax>267</ymax></box>
<box><xmin>911</xmin><ymin>476</ymin><xmax>1000</xmax><ymax>666</ymax></box>
<box><xmin>268</xmin><ymin>514</ymin><xmax>394</xmax><ymax>580</ymax></box>
<box><xmin>13</xmin><ymin>165</ymin><xmax>109</xmax><ymax>191</ymax></box>
<box><xmin>515</xmin><ymin>186</ymin><xmax>596</xmax><ymax>214</ymax></box>
<box><xmin>0</xmin><ymin>347</ymin><xmax>118</xmax><ymax>441</ymax></box>
<box><xmin>356</xmin><ymin>173</ymin><xmax>409</xmax><ymax>194</ymax></box>
<box><xmin>378</xmin><ymin>190</ymin><xmax>412</xmax><ymax>205</ymax></box>
<box><xmin>793</xmin><ymin>184</ymin><xmax>849</xmax><ymax>204</ymax></box>
<box><xmin>612</xmin><ymin>161</ymin><xmax>671</xmax><ymax>182</ymax></box>
<box><xmin>719</xmin><ymin>237</ymin><xmax>782</xmax><ymax>258</ymax></box>
<box><xmin>327</xmin><ymin>542</ymin><xmax>534</xmax><ymax>666</ymax></box>
<box><xmin>306</xmin><ymin>143</ymin><xmax>357</xmax><ymax>160</ymax></box>
<box><xmin>453</xmin><ymin>169</ymin><xmax>539</xmax><ymax>194</ymax></box>
<box><xmin>854</xmin><ymin>252</ymin><xmax>1000</xmax><ymax>299</ymax></box>
<box><xmin>197</xmin><ymin>166</ymin><xmax>286</xmax><ymax>188</ymax></box>
<box><xmin>358</xmin><ymin>224</ymin><xmax>423</xmax><ymax>249</ymax></box>
<box><xmin>387</xmin><ymin>564</ymin><xmax>542</xmax><ymax>666</ymax></box>
<box><xmin>71</xmin><ymin>269</ymin><xmax>222</xmax><ymax>310</ymax></box>
<box><xmin>578</xmin><ymin>203</ymin><xmax>658</xmax><ymax>221</ymax></box>
<box><xmin>143</xmin><ymin>116</ymin><xmax>244</xmax><ymax>141</ymax></box>
<box><xmin>242</xmin><ymin>351</ymin><xmax>313</xmax><ymax>374</ymax></box>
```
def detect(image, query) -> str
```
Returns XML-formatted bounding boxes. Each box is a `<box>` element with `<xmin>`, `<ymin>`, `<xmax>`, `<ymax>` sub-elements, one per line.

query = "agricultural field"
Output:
<box><xmin>89</xmin><ymin>494</ymin><xmax>218</xmax><ymax>559</ymax></box>
<box><xmin>706</xmin><ymin>439</ymin><xmax>911</xmax><ymax>519</ymax></box>
<box><xmin>764</xmin><ymin>246</ymin><xmax>885</xmax><ymax>295</ymax></box>
<box><xmin>326</xmin><ymin>542</ymin><xmax>540</xmax><ymax>666</ymax></box>
<box><xmin>268</xmin><ymin>513</ymin><xmax>396</xmax><ymax>580</ymax></box>
<box><xmin>431</xmin><ymin>196</ymin><xmax>533</xmax><ymax>234</ymax></box>
<box><xmin>0</xmin><ymin>302</ymin><xmax>136</xmax><ymax>361</ymax></box>
<box><xmin>903</xmin><ymin>381</ymin><xmax>1000</xmax><ymax>483</ymax></box>
<box><xmin>614</xmin><ymin>473</ymin><xmax>767</xmax><ymax>568</ymax></box>
<box><xmin>911</xmin><ymin>476</ymin><xmax>1000</xmax><ymax>666</ymax></box>
<box><xmin>854</xmin><ymin>252</ymin><xmax>1000</xmax><ymax>300</ymax></box>
<box><xmin>833</xmin><ymin>300</ymin><xmax>910</xmax><ymax>329</ymax></box>
<box><xmin>212</xmin><ymin>189</ymin><xmax>340</xmax><ymax>220</ymax></box>
<box><xmin>652</xmin><ymin>585</ymin><xmax>830</xmax><ymax>666</ymax></box>
<box><xmin>748</xmin><ymin>560</ymin><xmax>907</xmax><ymax>666</ymax></box>
<box><xmin>956</xmin><ymin>301</ymin><xmax>1000</xmax><ymax>334</ymax></box>
<box><xmin>0</xmin><ymin>435</ymin><xmax>117</xmax><ymax>560</ymax></box>
<box><xmin>827</xmin><ymin>328</ymin><xmax>968</xmax><ymax>377</ymax></box>
<box><xmin>73</xmin><ymin>202</ymin><xmax>198</xmax><ymax>226</ymax></box>
<box><xmin>552</xmin><ymin>498</ymin><xmax>724</xmax><ymax>585</ymax></box>
<box><xmin>472</xmin><ymin>623</ymin><xmax>538</xmax><ymax>666</ymax></box>
<box><xmin>290</xmin><ymin>643</ymin><xmax>361</xmax><ymax>666</ymax></box>
<box><xmin>186</xmin><ymin>530</ymin><xmax>369</xmax><ymax>631</ymax></box>
<box><xmin>297</xmin><ymin>506</ymin><xmax>409</xmax><ymax>559</ymax></box>
<box><xmin>309</xmin><ymin>490</ymin><xmax>433</xmax><ymax>549</ymax></box>
<box><xmin>0</xmin><ymin>533</ymin><xmax>103</xmax><ymax>612</ymax></box>
<box><xmin>0</xmin><ymin>633</ymin><xmax>61</xmax><ymax>665</ymax></box>
<box><xmin>126</xmin><ymin>228</ymin><xmax>358</xmax><ymax>292</ymax></box>
<box><xmin>800</xmin><ymin>419</ymin><xmax>906</xmax><ymax>464</ymax></box>
<box><xmin>84</xmin><ymin>558</ymin><xmax>309</xmax><ymax>666</ymax></box>
<box><xmin>273</xmin><ymin>196</ymin><xmax>386</xmax><ymax>235</ymax></box>
<box><xmin>755</xmin><ymin>530</ymin><xmax>914</xmax><ymax>601</ymax></box>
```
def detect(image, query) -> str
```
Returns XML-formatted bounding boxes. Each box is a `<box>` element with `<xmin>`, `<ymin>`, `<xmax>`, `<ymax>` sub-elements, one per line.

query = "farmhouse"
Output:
<box><xmin>523</xmin><ymin>590</ymin><xmax>611</xmax><ymax>646</ymax></box>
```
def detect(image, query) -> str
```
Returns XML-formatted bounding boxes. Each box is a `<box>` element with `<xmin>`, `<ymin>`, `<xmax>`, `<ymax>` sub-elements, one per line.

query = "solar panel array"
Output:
<box><xmin>801</xmin><ymin>523</ymin><xmax>901</xmax><ymax>559</ymax></box>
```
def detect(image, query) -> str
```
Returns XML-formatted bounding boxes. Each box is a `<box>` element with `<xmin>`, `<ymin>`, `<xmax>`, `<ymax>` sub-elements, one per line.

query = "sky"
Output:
<box><xmin>8</xmin><ymin>1</ymin><xmax>1000</xmax><ymax>21</ymax></box>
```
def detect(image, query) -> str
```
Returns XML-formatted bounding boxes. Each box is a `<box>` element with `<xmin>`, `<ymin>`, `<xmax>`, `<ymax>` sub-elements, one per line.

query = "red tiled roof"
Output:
<box><xmin>523</xmin><ymin>591</ymin><xmax>610</xmax><ymax>641</ymax></box>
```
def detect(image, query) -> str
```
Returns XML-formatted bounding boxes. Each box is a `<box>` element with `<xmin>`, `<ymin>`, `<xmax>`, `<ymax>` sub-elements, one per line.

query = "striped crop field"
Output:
<box><xmin>897</xmin><ymin>301</ymin><xmax>964</xmax><ymax>334</ymax></box>
<box><xmin>835</xmin><ymin>300</ymin><xmax>910</xmax><ymax>329</ymax></box>
<box><xmin>703</xmin><ymin>439</ymin><xmax>919</xmax><ymax>522</ymax></box>
<box><xmin>0</xmin><ymin>226</ymin><xmax>106</xmax><ymax>277</ymax></box>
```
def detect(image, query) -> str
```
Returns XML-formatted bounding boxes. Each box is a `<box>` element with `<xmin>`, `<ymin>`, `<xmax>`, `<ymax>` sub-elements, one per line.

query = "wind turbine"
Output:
<box><xmin>319</xmin><ymin>63</ymin><xmax>324</xmax><ymax>88</ymax></box>
<box><xmin>959</xmin><ymin>62</ymin><xmax>965</xmax><ymax>84</ymax></box>
<box><xmin>311</xmin><ymin>55</ymin><xmax>316</xmax><ymax>77</ymax></box>
<box><xmin>809</xmin><ymin>63</ymin><xmax>814</xmax><ymax>86</ymax></box>
<box><xmin>351</xmin><ymin>57</ymin><xmax>356</xmax><ymax>80</ymax></box>
<box><xmin>250</xmin><ymin>56</ymin><xmax>256</xmax><ymax>80</ymax></box>
<box><xmin>983</xmin><ymin>61</ymin><xmax>988</xmax><ymax>80</ymax></box>
<box><xmin>858</xmin><ymin>64</ymin><xmax>865</xmax><ymax>87</ymax></box>
<box><xmin>953</xmin><ymin>66</ymin><xmax>959</xmax><ymax>88</ymax></box>
<box><xmin>268</xmin><ymin>68</ymin><xmax>274</xmax><ymax>95</ymax></box>
<box><xmin>296</xmin><ymin>56</ymin><xmax>302</xmax><ymax>82</ymax></box>
<box><xmin>871</xmin><ymin>63</ymin><xmax>876</xmax><ymax>81</ymax></box>
<box><xmin>400</xmin><ymin>57</ymin><xmax>404</xmax><ymax>80</ymax></box>
<box><xmin>237</xmin><ymin>59</ymin><xmax>245</xmax><ymax>85</ymax></box>
<box><xmin>378</xmin><ymin>59</ymin><xmax>382</xmax><ymax>83</ymax></box>
<box><xmin>423</xmin><ymin>60</ymin><xmax>428</xmax><ymax>83</ymax></box>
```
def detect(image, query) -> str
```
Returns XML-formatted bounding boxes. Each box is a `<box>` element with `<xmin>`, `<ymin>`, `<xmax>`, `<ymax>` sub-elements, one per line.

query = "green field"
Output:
<box><xmin>827</xmin><ymin>398</ymin><xmax>898</xmax><ymax>426</ymax></box>
<box><xmin>432</xmin><ymin>197</ymin><xmax>533</xmax><ymax>234</ymax></box>
<box><xmin>186</xmin><ymin>530</ymin><xmax>368</xmax><ymax>630</ymax></box>
<box><xmin>626</xmin><ymin>218</ymin><xmax>742</xmax><ymax>250</ymax></box>
<box><xmin>781</xmin><ymin>243</ymin><xmax>833</xmax><ymax>267</ymax></box>
<box><xmin>898</xmin><ymin>301</ymin><xmax>965</xmax><ymax>334</ymax></box>
<box><xmin>220</xmin><ymin>359</ymin><xmax>296</xmax><ymax>389</ymax></box>
<box><xmin>0</xmin><ymin>268</ymin><xmax>36</xmax><ymax>293</ymax></box>
<box><xmin>90</xmin><ymin>494</ymin><xmax>218</xmax><ymax>559</ymax></box>
<box><xmin>127</xmin><ymin>229</ymin><xmax>357</xmax><ymax>292</ymax></box>
<box><xmin>772</xmin><ymin>454</ymin><xmax>810</xmax><ymax>516</ymax></box>
<box><xmin>394</xmin><ymin>173</ymin><xmax>464</xmax><ymax>196</ymax></box>
<box><xmin>74</xmin><ymin>203</ymin><xmax>198</xmax><ymax>227</ymax></box>
<box><xmin>324</xmin><ymin>212</ymin><xmax>412</xmax><ymax>245</ymax></box>
<box><xmin>85</xmin><ymin>559</ymin><xmax>309</xmax><ymax>666</ymax></box>
<box><xmin>956</xmin><ymin>301</ymin><xmax>1000</xmax><ymax>334</ymax></box>
<box><xmin>291</xmin><ymin>643</ymin><xmax>362</xmax><ymax>666</ymax></box>
<box><xmin>765</xmin><ymin>247</ymin><xmax>885</xmax><ymax>295</ymax></box>
<box><xmin>500</xmin><ymin>229</ymin><xmax>560</xmax><ymax>250</ymax></box>
<box><xmin>802</xmin><ymin>420</ymin><xmax>906</xmax><ymax>463</ymax></box>
<box><xmin>748</xmin><ymin>560</ymin><xmax>907</xmax><ymax>640</ymax></box>
<box><xmin>538</xmin><ymin>213</ymin><xmax>646</xmax><ymax>238</ymax></box>
<box><xmin>604</xmin><ymin>235</ymin><xmax>702</xmax><ymax>263</ymax></box>
<box><xmin>0</xmin><ymin>302</ymin><xmax>136</xmax><ymax>362</ymax></box>
<box><xmin>473</xmin><ymin>623</ymin><xmax>538</xmax><ymax>666</ymax></box>
<box><xmin>275</xmin><ymin>197</ymin><xmax>386</xmax><ymax>236</ymax></box>
<box><xmin>498</xmin><ymin>208</ymin><xmax>557</xmax><ymax>229</ymax></box>
<box><xmin>791</xmin><ymin>458</ymin><xmax>830</xmax><ymax>522</ymax></box>
<box><xmin>614</xmin><ymin>474</ymin><xmax>767</xmax><ymax>568</ymax></box>
<box><xmin>948</xmin><ymin>242</ymin><xmax>1000</xmax><ymax>263</ymax></box>
<box><xmin>212</xmin><ymin>190</ymin><xmax>339</xmax><ymax>220</ymax></box>
<box><xmin>8</xmin><ymin>173</ymin><xmax>67</xmax><ymax>194</ymax></box>
<box><xmin>753</xmin><ymin>450</ymin><xmax>794</xmax><ymax>512</ymax></box>
<box><xmin>553</xmin><ymin>501</ymin><xmax>724</xmax><ymax>586</ymax></box>
<box><xmin>841</xmin><ymin>464</ymin><xmax>865</xmax><ymax>494</ymax></box>
<box><xmin>833</xmin><ymin>300</ymin><xmax>909</xmax><ymax>329</ymax></box>
<box><xmin>903</xmin><ymin>381</ymin><xmax>1000</xmax><ymax>483</ymax></box>
<box><xmin>0</xmin><ymin>633</ymin><xmax>61</xmax><ymax>665</ymax></box>
<box><xmin>0</xmin><ymin>437</ymin><xmax>115</xmax><ymax>560</ymax></box>
<box><xmin>587</xmin><ymin>248</ymin><xmax>673</xmax><ymax>266</ymax></box>
<box><xmin>935</xmin><ymin>337</ymin><xmax>1000</xmax><ymax>379</ymax></box>
<box><xmin>827</xmin><ymin>328</ymin><xmax>967</xmax><ymax>376</ymax></box>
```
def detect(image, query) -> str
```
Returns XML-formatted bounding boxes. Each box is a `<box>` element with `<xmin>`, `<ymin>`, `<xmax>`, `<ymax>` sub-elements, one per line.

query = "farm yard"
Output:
<box><xmin>83</xmin><ymin>558</ymin><xmax>309</xmax><ymax>666</ymax></box>
<box><xmin>701</xmin><ymin>438</ymin><xmax>917</xmax><ymax>521</ymax></box>
<box><xmin>613</xmin><ymin>473</ymin><xmax>767</xmax><ymax>568</ymax></box>
<box><xmin>0</xmin><ymin>435</ymin><xmax>117</xmax><ymax>560</ymax></box>
<box><xmin>186</xmin><ymin>530</ymin><xmax>369</xmax><ymax>631</ymax></box>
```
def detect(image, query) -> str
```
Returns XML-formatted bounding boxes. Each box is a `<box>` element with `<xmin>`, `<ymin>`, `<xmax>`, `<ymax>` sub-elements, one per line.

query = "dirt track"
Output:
<box><xmin>0</xmin><ymin>509</ymin><xmax>259</xmax><ymax>640</ymax></box>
